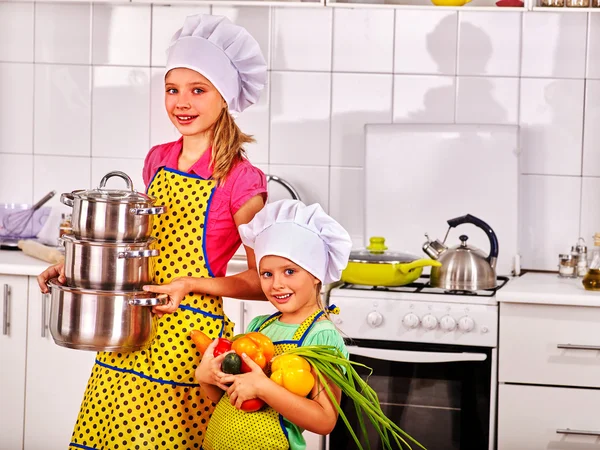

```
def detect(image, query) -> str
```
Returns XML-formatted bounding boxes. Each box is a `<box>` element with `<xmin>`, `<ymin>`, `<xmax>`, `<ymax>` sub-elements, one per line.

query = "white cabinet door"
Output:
<box><xmin>24</xmin><ymin>278</ymin><xmax>96</xmax><ymax>450</ymax></box>
<box><xmin>242</xmin><ymin>300</ymin><xmax>278</xmax><ymax>333</ymax></box>
<box><xmin>0</xmin><ymin>275</ymin><xmax>28</xmax><ymax>450</ymax></box>
<box><xmin>498</xmin><ymin>383</ymin><xmax>600</xmax><ymax>450</ymax></box>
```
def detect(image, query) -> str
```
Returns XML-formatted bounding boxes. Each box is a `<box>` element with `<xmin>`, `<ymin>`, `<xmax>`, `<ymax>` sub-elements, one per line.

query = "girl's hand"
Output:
<box><xmin>222</xmin><ymin>353</ymin><xmax>269</xmax><ymax>409</ymax></box>
<box><xmin>143</xmin><ymin>277</ymin><xmax>191</xmax><ymax>317</ymax></box>
<box><xmin>195</xmin><ymin>339</ymin><xmax>231</xmax><ymax>391</ymax></box>
<box><xmin>37</xmin><ymin>262</ymin><xmax>66</xmax><ymax>293</ymax></box>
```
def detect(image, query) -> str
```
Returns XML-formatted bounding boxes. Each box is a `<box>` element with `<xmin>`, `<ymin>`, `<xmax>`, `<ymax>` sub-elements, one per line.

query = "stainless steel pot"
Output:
<box><xmin>61</xmin><ymin>171</ymin><xmax>166</xmax><ymax>242</ymax></box>
<box><xmin>48</xmin><ymin>279</ymin><xmax>165</xmax><ymax>352</ymax></box>
<box><xmin>61</xmin><ymin>234</ymin><xmax>159</xmax><ymax>291</ymax></box>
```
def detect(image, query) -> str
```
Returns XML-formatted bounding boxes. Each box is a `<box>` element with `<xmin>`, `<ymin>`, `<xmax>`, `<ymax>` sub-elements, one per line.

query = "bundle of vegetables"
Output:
<box><xmin>285</xmin><ymin>345</ymin><xmax>425</xmax><ymax>450</ymax></box>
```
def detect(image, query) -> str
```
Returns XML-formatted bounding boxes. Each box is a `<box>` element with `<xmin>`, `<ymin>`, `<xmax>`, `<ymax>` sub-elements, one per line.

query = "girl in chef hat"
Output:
<box><xmin>196</xmin><ymin>199</ymin><xmax>353</xmax><ymax>450</ymax></box>
<box><xmin>37</xmin><ymin>13</ymin><xmax>274</xmax><ymax>450</ymax></box>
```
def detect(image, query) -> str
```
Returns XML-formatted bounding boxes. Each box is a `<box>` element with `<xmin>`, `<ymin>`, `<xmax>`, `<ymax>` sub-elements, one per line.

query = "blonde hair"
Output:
<box><xmin>210</xmin><ymin>107</ymin><xmax>255</xmax><ymax>183</ymax></box>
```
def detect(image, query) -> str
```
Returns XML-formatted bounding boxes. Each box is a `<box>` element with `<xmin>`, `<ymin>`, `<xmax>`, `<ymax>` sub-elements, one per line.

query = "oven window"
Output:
<box><xmin>329</xmin><ymin>340</ymin><xmax>492</xmax><ymax>450</ymax></box>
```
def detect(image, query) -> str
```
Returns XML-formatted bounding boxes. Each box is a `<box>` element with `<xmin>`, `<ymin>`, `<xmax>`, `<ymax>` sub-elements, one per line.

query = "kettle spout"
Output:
<box><xmin>422</xmin><ymin>233</ymin><xmax>446</xmax><ymax>260</ymax></box>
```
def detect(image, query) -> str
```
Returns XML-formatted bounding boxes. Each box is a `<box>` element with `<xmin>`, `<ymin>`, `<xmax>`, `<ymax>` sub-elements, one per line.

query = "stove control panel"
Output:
<box><xmin>330</xmin><ymin>293</ymin><xmax>498</xmax><ymax>347</ymax></box>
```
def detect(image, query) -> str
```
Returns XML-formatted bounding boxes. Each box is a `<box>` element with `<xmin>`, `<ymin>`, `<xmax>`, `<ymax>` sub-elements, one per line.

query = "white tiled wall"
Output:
<box><xmin>0</xmin><ymin>2</ymin><xmax>598</xmax><ymax>271</ymax></box>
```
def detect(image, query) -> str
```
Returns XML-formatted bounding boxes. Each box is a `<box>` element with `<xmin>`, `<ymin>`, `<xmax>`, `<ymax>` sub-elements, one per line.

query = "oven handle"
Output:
<box><xmin>557</xmin><ymin>428</ymin><xmax>600</xmax><ymax>437</ymax></box>
<box><xmin>347</xmin><ymin>345</ymin><xmax>487</xmax><ymax>364</ymax></box>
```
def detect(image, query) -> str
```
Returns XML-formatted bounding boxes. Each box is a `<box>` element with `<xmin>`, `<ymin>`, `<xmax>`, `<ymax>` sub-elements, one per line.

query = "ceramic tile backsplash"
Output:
<box><xmin>271</xmin><ymin>7</ymin><xmax>332</xmax><ymax>72</ymax></box>
<box><xmin>35</xmin><ymin>3</ymin><xmax>91</xmax><ymax>65</ymax></box>
<box><xmin>269</xmin><ymin>71</ymin><xmax>331</xmax><ymax>166</ymax></box>
<box><xmin>456</xmin><ymin>77</ymin><xmax>519</xmax><ymax>125</ymax></box>
<box><xmin>332</xmin><ymin>9</ymin><xmax>394</xmax><ymax>74</ymax></box>
<box><xmin>393</xmin><ymin>75</ymin><xmax>455</xmax><ymax>123</ymax></box>
<box><xmin>394</xmin><ymin>10</ymin><xmax>457</xmax><ymax>75</ymax></box>
<box><xmin>521</xmin><ymin>12</ymin><xmax>587</xmax><ymax>79</ymax></box>
<box><xmin>520</xmin><ymin>174</ymin><xmax>581</xmax><ymax>271</ymax></box>
<box><xmin>91</xmin><ymin>66</ymin><xmax>150</xmax><ymax>159</ymax></box>
<box><xmin>0</xmin><ymin>154</ymin><xmax>33</xmax><ymax>203</ymax></box>
<box><xmin>519</xmin><ymin>78</ymin><xmax>584</xmax><ymax>176</ymax></box>
<box><xmin>330</xmin><ymin>73</ymin><xmax>393</xmax><ymax>168</ymax></box>
<box><xmin>457</xmin><ymin>12</ymin><xmax>521</xmax><ymax>77</ymax></box>
<box><xmin>34</xmin><ymin>64</ymin><xmax>91</xmax><ymax>157</ymax></box>
<box><xmin>92</xmin><ymin>4</ymin><xmax>151</xmax><ymax>67</ymax></box>
<box><xmin>0</xmin><ymin>3</ymin><xmax>34</xmax><ymax>63</ymax></box>
<box><xmin>91</xmin><ymin>157</ymin><xmax>146</xmax><ymax>192</ymax></box>
<box><xmin>0</xmin><ymin>62</ymin><xmax>34</xmax><ymax>154</ymax></box>
<box><xmin>0</xmin><ymin>3</ymin><xmax>598</xmax><ymax>272</ymax></box>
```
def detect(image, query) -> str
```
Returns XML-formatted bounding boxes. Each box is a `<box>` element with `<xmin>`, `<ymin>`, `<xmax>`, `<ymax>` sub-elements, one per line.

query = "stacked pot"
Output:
<box><xmin>47</xmin><ymin>171</ymin><xmax>166</xmax><ymax>352</ymax></box>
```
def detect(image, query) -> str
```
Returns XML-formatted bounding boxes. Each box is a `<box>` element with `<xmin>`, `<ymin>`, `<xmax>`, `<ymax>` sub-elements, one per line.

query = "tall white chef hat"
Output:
<box><xmin>165</xmin><ymin>14</ymin><xmax>267</xmax><ymax>114</ymax></box>
<box><xmin>239</xmin><ymin>200</ymin><xmax>352</xmax><ymax>285</ymax></box>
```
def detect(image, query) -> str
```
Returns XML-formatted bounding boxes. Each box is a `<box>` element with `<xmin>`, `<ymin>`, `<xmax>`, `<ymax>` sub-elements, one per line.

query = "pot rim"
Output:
<box><xmin>69</xmin><ymin>188</ymin><xmax>155</xmax><ymax>205</ymax></box>
<box><xmin>61</xmin><ymin>234</ymin><xmax>156</xmax><ymax>247</ymax></box>
<box><xmin>47</xmin><ymin>278</ymin><xmax>157</xmax><ymax>297</ymax></box>
<box><xmin>348</xmin><ymin>258</ymin><xmax>418</xmax><ymax>265</ymax></box>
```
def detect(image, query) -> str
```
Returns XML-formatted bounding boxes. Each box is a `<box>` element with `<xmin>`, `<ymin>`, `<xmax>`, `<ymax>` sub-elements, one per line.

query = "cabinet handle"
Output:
<box><xmin>2</xmin><ymin>284</ymin><xmax>10</xmax><ymax>335</ymax></box>
<box><xmin>557</xmin><ymin>428</ymin><xmax>600</xmax><ymax>437</ymax></box>
<box><xmin>41</xmin><ymin>293</ymin><xmax>49</xmax><ymax>338</ymax></box>
<box><xmin>557</xmin><ymin>344</ymin><xmax>600</xmax><ymax>351</ymax></box>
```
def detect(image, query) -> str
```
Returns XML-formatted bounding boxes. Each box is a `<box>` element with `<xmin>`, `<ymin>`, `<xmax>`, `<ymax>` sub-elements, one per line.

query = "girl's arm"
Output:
<box><xmin>144</xmin><ymin>195</ymin><xmax>267</xmax><ymax>315</ymax></box>
<box><xmin>222</xmin><ymin>354</ymin><xmax>342</xmax><ymax>435</ymax></box>
<box><xmin>195</xmin><ymin>340</ymin><xmax>232</xmax><ymax>403</ymax></box>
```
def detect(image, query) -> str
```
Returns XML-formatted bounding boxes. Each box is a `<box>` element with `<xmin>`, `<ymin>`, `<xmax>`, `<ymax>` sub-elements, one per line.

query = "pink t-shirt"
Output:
<box><xmin>143</xmin><ymin>138</ymin><xmax>267</xmax><ymax>278</ymax></box>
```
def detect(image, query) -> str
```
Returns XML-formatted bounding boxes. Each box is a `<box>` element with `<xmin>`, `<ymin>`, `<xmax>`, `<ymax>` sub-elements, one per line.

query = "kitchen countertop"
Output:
<box><xmin>497</xmin><ymin>272</ymin><xmax>600</xmax><ymax>307</ymax></box>
<box><xmin>0</xmin><ymin>249</ymin><xmax>52</xmax><ymax>276</ymax></box>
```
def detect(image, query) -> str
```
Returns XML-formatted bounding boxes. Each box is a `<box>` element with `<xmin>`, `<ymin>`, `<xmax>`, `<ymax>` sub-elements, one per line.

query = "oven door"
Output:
<box><xmin>326</xmin><ymin>339</ymin><xmax>496</xmax><ymax>450</ymax></box>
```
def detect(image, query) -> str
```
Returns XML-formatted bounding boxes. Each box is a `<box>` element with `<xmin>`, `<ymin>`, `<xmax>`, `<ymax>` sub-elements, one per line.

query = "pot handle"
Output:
<box><xmin>60</xmin><ymin>193</ymin><xmax>74</xmax><ymax>207</ymax></box>
<box><xmin>98</xmin><ymin>171</ymin><xmax>134</xmax><ymax>191</ymax></box>
<box><xmin>394</xmin><ymin>259</ymin><xmax>442</xmax><ymax>275</ymax></box>
<box><xmin>129</xmin><ymin>294</ymin><xmax>167</xmax><ymax>307</ymax></box>
<box><xmin>446</xmin><ymin>214</ymin><xmax>499</xmax><ymax>268</ymax></box>
<box><xmin>118</xmin><ymin>249</ymin><xmax>160</xmax><ymax>259</ymax></box>
<box><xmin>130</xmin><ymin>206</ymin><xmax>167</xmax><ymax>216</ymax></box>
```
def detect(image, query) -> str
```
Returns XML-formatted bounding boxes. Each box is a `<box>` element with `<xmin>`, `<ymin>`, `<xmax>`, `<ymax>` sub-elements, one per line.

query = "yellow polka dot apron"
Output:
<box><xmin>69</xmin><ymin>167</ymin><xmax>234</xmax><ymax>450</ymax></box>
<box><xmin>202</xmin><ymin>307</ymin><xmax>336</xmax><ymax>450</ymax></box>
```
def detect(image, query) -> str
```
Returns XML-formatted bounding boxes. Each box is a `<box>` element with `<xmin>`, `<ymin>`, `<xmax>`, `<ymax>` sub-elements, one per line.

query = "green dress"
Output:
<box><xmin>245</xmin><ymin>314</ymin><xmax>349</xmax><ymax>450</ymax></box>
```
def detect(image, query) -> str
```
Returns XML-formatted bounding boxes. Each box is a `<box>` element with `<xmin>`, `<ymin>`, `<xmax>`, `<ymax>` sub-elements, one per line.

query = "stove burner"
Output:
<box><xmin>339</xmin><ymin>275</ymin><xmax>509</xmax><ymax>297</ymax></box>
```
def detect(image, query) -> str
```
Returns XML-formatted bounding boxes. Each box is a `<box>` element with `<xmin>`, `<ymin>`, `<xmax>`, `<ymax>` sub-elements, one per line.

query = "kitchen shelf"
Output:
<box><xmin>325</xmin><ymin>0</ymin><xmax>526</xmax><ymax>10</ymax></box>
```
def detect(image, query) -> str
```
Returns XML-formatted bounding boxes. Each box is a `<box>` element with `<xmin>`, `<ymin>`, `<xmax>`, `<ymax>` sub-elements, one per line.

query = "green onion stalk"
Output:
<box><xmin>284</xmin><ymin>345</ymin><xmax>426</xmax><ymax>450</ymax></box>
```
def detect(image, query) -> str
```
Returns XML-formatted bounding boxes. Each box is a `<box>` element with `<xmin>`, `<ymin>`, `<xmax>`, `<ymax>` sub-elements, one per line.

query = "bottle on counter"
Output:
<box><xmin>59</xmin><ymin>213</ymin><xmax>72</xmax><ymax>238</ymax></box>
<box><xmin>582</xmin><ymin>233</ymin><xmax>600</xmax><ymax>291</ymax></box>
<box><xmin>574</xmin><ymin>237</ymin><xmax>588</xmax><ymax>277</ymax></box>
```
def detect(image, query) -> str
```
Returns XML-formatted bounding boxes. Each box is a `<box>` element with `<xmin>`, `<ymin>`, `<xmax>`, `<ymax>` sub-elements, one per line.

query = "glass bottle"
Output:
<box><xmin>582</xmin><ymin>234</ymin><xmax>600</xmax><ymax>291</ymax></box>
<box><xmin>59</xmin><ymin>213</ymin><xmax>72</xmax><ymax>237</ymax></box>
<box><xmin>566</xmin><ymin>0</ymin><xmax>589</xmax><ymax>6</ymax></box>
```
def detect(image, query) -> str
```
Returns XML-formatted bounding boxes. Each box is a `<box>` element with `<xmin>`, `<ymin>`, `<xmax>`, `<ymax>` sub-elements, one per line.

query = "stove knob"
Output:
<box><xmin>440</xmin><ymin>315</ymin><xmax>457</xmax><ymax>332</ymax></box>
<box><xmin>402</xmin><ymin>313</ymin><xmax>420</xmax><ymax>329</ymax></box>
<box><xmin>458</xmin><ymin>316</ymin><xmax>475</xmax><ymax>332</ymax></box>
<box><xmin>422</xmin><ymin>314</ymin><xmax>438</xmax><ymax>330</ymax></box>
<box><xmin>366</xmin><ymin>311</ymin><xmax>384</xmax><ymax>328</ymax></box>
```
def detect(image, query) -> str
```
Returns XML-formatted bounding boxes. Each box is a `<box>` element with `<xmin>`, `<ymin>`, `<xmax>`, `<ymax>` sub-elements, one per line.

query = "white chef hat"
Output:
<box><xmin>165</xmin><ymin>14</ymin><xmax>267</xmax><ymax>114</ymax></box>
<box><xmin>239</xmin><ymin>200</ymin><xmax>352</xmax><ymax>285</ymax></box>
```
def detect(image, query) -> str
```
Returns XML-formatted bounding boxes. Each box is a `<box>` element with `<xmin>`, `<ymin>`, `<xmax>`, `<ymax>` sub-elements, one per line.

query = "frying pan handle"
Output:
<box><xmin>446</xmin><ymin>214</ymin><xmax>499</xmax><ymax>267</ymax></box>
<box><xmin>394</xmin><ymin>259</ymin><xmax>442</xmax><ymax>275</ymax></box>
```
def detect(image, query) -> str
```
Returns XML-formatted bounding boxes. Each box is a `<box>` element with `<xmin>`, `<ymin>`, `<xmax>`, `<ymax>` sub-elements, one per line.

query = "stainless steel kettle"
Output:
<box><xmin>422</xmin><ymin>214</ymin><xmax>499</xmax><ymax>291</ymax></box>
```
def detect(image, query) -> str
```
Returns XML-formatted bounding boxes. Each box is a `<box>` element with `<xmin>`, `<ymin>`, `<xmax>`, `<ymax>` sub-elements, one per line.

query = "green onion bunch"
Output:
<box><xmin>285</xmin><ymin>345</ymin><xmax>425</xmax><ymax>450</ymax></box>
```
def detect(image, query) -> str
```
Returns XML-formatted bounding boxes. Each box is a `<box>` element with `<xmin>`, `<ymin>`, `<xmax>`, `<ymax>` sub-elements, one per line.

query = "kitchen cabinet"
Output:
<box><xmin>498</xmin><ymin>302</ymin><xmax>600</xmax><ymax>448</ymax></box>
<box><xmin>0</xmin><ymin>275</ymin><xmax>28</xmax><ymax>450</ymax></box>
<box><xmin>23</xmin><ymin>278</ymin><xmax>96</xmax><ymax>450</ymax></box>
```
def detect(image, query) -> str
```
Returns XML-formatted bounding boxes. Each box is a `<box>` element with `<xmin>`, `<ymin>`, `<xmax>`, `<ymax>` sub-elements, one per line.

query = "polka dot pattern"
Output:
<box><xmin>202</xmin><ymin>309</ymin><xmax>324</xmax><ymax>450</ymax></box>
<box><xmin>69</xmin><ymin>169</ymin><xmax>233</xmax><ymax>450</ymax></box>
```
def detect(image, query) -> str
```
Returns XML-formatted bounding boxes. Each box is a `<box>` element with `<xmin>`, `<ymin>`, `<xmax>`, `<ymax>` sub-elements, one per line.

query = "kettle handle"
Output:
<box><xmin>446</xmin><ymin>214</ymin><xmax>499</xmax><ymax>267</ymax></box>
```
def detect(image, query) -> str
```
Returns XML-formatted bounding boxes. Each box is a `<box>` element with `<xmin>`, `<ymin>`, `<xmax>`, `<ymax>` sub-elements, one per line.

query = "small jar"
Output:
<box><xmin>558</xmin><ymin>254</ymin><xmax>577</xmax><ymax>278</ymax></box>
<box><xmin>566</xmin><ymin>0</ymin><xmax>589</xmax><ymax>6</ymax></box>
<box><xmin>575</xmin><ymin>238</ymin><xmax>588</xmax><ymax>277</ymax></box>
<box><xmin>594</xmin><ymin>0</ymin><xmax>600</xmax><ymax>7</ymax></box>
<box><xmin>59</xmin><ymin>213</ymin><xmax>72</xmax><ymax>237</ymax></box>
<box><xmin>541</xmin><ymin>0</ymin><xmax>565</xmax><ymax>6</ymax></box>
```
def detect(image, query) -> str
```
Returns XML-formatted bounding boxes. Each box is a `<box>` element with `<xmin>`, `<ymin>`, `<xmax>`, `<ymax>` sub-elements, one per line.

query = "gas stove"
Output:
<box><xmin>328</xmin><ymin>275</ymin><xmax>510</xmax><ymax>348</ymax></box>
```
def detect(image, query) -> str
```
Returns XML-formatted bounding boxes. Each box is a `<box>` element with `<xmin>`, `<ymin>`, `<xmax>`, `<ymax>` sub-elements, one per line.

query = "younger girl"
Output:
<box><xmin>196</xmin><ymin>199</ymin><xmax>353</xmax><ymax>450</ymax></box>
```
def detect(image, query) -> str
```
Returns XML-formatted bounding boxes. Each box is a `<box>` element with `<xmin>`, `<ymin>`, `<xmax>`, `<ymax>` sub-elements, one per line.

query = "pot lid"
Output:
<box><xmin>71</xmin><ymin>171</ymin><xmax>153</xmax><ymax>204</ymax></box>
<box><xmin>349</xmin><ymin>237</ymin><xmax>420</xmax><ymax>263</ymax></box>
